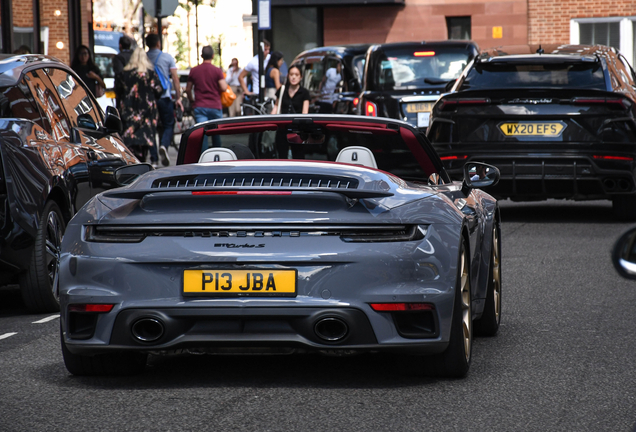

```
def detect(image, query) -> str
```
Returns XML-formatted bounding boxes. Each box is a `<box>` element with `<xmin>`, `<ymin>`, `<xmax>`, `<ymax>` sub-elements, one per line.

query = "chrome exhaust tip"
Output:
<box><xmin>131</xmin><ymin>318</ymin><xmax>165</xmax><ymax>343</ymax></box>
<box><xmin>314</xmin><ymin>317</ymin><xmax>349</xmax><ymax>342</ymax></box>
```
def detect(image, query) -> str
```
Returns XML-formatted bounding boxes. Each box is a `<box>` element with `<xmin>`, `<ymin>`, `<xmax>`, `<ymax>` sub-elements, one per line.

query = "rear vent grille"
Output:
<box><xmin>151</xmin><ymin>174</ymin><xmax>359</xmax><ymax>190</ymax></box>
<box><xmin>85</xmin><ymin>225</ymin><xmax>426</xmax><ymax>244</ymax></box>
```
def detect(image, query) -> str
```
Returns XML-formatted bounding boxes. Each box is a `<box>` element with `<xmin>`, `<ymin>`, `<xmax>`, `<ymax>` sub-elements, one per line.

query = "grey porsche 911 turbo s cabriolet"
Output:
<box><xmin>58</xmin><ymin>115</ymin><xmax>501</xmax><ymax>378</ymax></box>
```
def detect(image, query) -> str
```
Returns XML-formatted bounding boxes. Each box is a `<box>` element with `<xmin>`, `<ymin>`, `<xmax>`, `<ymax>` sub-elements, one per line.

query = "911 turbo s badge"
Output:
<box><xmin>499</xmin><ymin>121</ymin><xmax>566</xmax><ymax>137</ymax></box>
<box><xmin>214</xmin><ymin>243</ymin><xmax>265</xmax><ymax>248</ymax></box>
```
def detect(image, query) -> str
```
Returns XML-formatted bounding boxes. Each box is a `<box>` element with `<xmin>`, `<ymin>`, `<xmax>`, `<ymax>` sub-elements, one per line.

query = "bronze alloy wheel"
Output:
<box><xmin>460</xmin><ymin>246</ymin><xmax>472</xmax><ymax>362</ymax></box>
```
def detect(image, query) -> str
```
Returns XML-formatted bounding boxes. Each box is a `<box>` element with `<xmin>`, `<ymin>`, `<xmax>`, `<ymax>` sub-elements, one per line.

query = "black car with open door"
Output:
<box><xmin>427</xmin><ymin>44</ymin><xmax>636</xmax><ymax>220</ymax></box>
<box><xmin>358</xmin><ymin>41</ymin><xmax>479</xmax><ymax>130</ymax></box>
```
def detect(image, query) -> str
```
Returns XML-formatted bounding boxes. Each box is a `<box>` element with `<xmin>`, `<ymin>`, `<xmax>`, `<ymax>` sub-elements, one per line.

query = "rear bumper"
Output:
<box><xmin>440</xmin><ymin>151</ymin><xmax>636</xmax><ymax>200</ymax></box>
<box><xmin>62</xmin><ymin>306</ymin><xmax>448</xmax><ymax>356</ymax></box>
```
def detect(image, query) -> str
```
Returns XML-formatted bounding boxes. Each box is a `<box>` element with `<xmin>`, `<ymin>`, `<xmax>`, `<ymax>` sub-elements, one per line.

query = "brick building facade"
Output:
<box><xmin>2</xmin><ymin>0</ymin><xmax>92</xmax><ymax>65</ymax></box>
<box><xmin>323</xmin><ymin>0</ymin><xmax>528</xmax><ymax>49</ymax></box>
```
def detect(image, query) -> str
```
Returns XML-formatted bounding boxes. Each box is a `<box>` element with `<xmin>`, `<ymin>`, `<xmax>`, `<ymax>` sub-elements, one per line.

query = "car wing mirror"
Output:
<box><xmin>462</xmin><ymin>162</ymin><xmax>500</xmax><ymax>195</ymax></box>
<box><xmin>104</xmin><ymin>105</ymin><xmax>123</xmax><ymax>134</ymax></box>
<box><xmin>612</xmin><ymin>228</ymin><xmax>636</xmax><ymax>280</ymax></box>
<box><xmin>114</xmin><ymin>163</ymin><xmax>154</xmax><ymax>186</ymax></box>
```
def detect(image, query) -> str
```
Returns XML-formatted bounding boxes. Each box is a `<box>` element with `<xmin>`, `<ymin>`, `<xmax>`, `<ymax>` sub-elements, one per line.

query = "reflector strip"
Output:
<box><xmin>593</xmin><ymin>155</ymin><xmax>634</xmax><ymax>161</ymax></box>
<box><xmin>440</xmin><ymin>155</ymin><xmax>468</xmax><ymax>161</ymax></box>
<box><xmin>192</xmin><ymin>191</ymin><xmax>293</xmax><ymax>196</ymax></box>
<box><xmin>68</xmin><ymin>304</ymin><xmax>115</xmax><ymax>313</ymax></box>
<box><xmin>414</xmin><ymin>51</ymin><xmax>435</xmax><ymax>57</ymax></box>
<box><xmin>370</xmin><ymin>303</ymin><xmax>435</xmax><ymax>311</ymax></box>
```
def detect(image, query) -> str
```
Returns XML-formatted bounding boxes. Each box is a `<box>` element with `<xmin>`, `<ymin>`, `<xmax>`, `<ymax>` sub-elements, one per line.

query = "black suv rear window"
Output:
<box><xmin>375</xmin><ymin>47</ymin><xmax>471</xmax><ymax>90</ymax></box>
<box><xmin>461</xmin><ymin>62</ymin><xmax>606</xmax><ymax>90</ymax></box>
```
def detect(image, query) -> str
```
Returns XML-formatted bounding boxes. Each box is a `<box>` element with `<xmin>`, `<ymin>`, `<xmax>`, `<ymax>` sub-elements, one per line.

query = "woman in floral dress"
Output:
<box><xmin>115</xmin><ymin>47</ymin><xmax>163</xmax><ymax>164</ymax></box>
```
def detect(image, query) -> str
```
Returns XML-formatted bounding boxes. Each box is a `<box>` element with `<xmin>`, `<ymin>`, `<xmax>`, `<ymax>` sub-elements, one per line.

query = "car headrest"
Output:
<box><xmin>335</xmin><ymin>146</ymin><xmax>378</xmax><ymax>169</ymax></box>
<box><xmin>199</xmin><ymin>148</ymin><xmax>238</xmax><ymax>163</ymax></box>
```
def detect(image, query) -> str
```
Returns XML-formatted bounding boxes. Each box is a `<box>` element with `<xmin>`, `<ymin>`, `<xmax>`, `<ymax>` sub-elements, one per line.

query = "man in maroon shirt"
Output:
<box><xmin>185</xmin><ymin>45</ymin><xmax>228</xmax><ymax>150</ymax></box>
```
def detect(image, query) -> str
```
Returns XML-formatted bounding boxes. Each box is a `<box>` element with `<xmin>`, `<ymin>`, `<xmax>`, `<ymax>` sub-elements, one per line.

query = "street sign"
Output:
<box><xmin>242</xmin><ymin>15</ymin><xmax>258</xmax><ymax>23</ymax></box>
<box><xmin>142</xmin><ymin>0</ymin><xmax>179</xmax><ymax>17</ymax></box>
<box><xmin>258</xmin><ymin>0</ymin><xmax>271</xmax><ymax>30</ymax></box>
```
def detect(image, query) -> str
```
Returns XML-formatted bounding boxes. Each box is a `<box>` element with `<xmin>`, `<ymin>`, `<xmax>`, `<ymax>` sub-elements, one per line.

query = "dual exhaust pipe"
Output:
<box><xmin>131</xmin><ymin>316</ymin><xmax>349</xmax><ymax>344</ymax></box>
<box><xmin>604</xmin><ymin>178</ymin><xmax>632</xmax><ymax>192</ymax></box>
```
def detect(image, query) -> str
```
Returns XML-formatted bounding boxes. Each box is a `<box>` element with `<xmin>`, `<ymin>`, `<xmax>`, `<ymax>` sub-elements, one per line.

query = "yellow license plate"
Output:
<box><xmin>105</xmin><ymin>90</ymin><xmax>116</xmax><ymax>99</ymax></box>
<box><xmin>183</xmin><ymin>269</ymin><xmax>297</xmax><ymax>296</ymax></box>
<box><xmin>405</xmin><ymin>102</ymin><xmax>435</xmax><ymax>113</ymax></box>
<box><xmin>499</xmin><ymin>122</ymin><xmax>566</xmax><ymax>137</ymax></box>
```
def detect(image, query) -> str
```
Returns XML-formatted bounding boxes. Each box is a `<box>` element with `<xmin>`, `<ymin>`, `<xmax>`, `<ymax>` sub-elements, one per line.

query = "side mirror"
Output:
<box><xmin>104</xmin><ymin>105</ymin><xmax>123</xmax><ymax>134</ymax></box>
<box><xmin>612</xmin><ymin>228</ymin><xmax>636</xmax><ymax>279</ymax></box>
<box><xmin>77</xmin><ymin>113</ymin><xmax>98</xmax><ymax>130</ymax></box>
<box><xmin>462</xmin><ymin>162</ymin><xmax>500</xmax><ymax>194</ymax></box>
<box><xmin>114</xmin><ymin>163</ymin><xmax>154</xmax><ymax>186</ymax></box>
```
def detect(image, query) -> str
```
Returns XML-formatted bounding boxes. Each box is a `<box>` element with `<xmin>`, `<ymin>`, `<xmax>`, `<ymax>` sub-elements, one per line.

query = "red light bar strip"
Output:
<box><xmin>370</xmin><ymin>303</ymin><xmax>435</xmax><ymax>312</ymax></box>
<box><xmin>68</xmin><ymin>304</ymin><xmax>114</xmax><ymax>313</ymax></box>
<box><xmin>414</xmin><ymin>51</ymin><xmax>435</xmax><ymax>57</ymax></box>
<box><xmin>192</xmin><ymin>191</ymin><xmax>293</xmax><ymax>196</ymax></box>
<box><xmin>593</xmin><ymin>155</ymin><xmax>634</xmax><ymax>161</ymax></box>
<box><xmin>440</xmin><ymin>155</ymin><xmax>468</xmax><ymax>161</ymax></box>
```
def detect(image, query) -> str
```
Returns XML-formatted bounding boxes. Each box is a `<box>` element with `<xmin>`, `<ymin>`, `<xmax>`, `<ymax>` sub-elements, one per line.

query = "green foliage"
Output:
<box><xmin>174</xmin><ymin>29</ymin><xmax>188</xmax><ymax>67</ymax></box>
<box><xmin>206</xmin><ymin>34</ymin><xmax>223</xmax><ymax>69</ymax></box>
<box><xmin>179</xmin><ymin>0</ymin><xmax>216</xmax><ymax>13</ymax></box>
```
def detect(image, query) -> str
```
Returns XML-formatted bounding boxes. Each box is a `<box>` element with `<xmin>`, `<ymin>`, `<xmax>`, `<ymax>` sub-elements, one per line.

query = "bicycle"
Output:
<box><xmin>240</xmin><ymin>94</ymin><xmax>275</xmax><ymax>116</ymax></box>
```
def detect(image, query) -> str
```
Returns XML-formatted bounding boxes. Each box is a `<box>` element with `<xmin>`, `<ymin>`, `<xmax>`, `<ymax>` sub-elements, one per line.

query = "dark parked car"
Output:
<box><xmin>291</xmin><ymin>44</ymin><xmax>370</xmax><ymax>114</ymax></box>
<box><xmin>358</xmin><ymin>41</ymin><xmax>479</xmax><ymax>129</ymax></box>
<box><xmin>427</xmin><ymin>44</ymin><xmax>636</xmax><ymax>219</ymax></box>
<box><xmin>0</xmin><ymin>54</ymin><xmax>139</xmax><ymax>312</ymax></box>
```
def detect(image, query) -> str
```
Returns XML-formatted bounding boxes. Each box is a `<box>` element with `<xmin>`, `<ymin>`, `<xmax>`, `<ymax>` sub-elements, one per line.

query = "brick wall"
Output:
<box><xmin>529</xmin><ymin>0</ymin><xmax>636</xmax><ymax>44</ymax></box>
<box><xmin>10</xmin><ymin>0</ymin><xmax>92</xmax><ymax>65</ymax></box>
<box><xmin>324</xmin><ymin>0</ymin><xmax>528</xmax><ymax>50</ymax></box>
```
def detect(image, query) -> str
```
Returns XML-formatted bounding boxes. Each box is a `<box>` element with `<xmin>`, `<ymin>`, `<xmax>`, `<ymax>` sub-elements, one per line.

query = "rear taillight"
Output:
<box><xmin>571</xmin><ymin>97</ymin><xmax>632</xmax><ymax>110</ymax></box>
<box><xmin>68</xmin><ymin>304</ymin><xmax>114</xmax><ymax>313</ymax></box>
<box><xmin>352</xmin><ymin>97</ymin><xmax>359</xmax><ymax>107</ymax></box>
<box><xmin>440</xmin><ymin>98</ymin><xmax>490</xmax><ymax>111</ymax></box>
<box><xmin>370</xmin><ymin>303</ymin><xmax>435</xmax><ymax>311</ymax></box>
<box><xmin>365</xmin><ymin>100</ymin><xmax>377</xmax><ymax>117</ymax></box>
<box><xmin>191</xmin><ymin>191</ymin><xmax>293</xmax><ymax>196</ymax></box>
<box><xmin>593</xmin><ymin>155</ymin><xmax>634</xmax><ymax>161</ymax></box>
<box><xmin>440</xmin><ymin>155</ymin><xmax>468</xmax><ymax>161</ymax></box>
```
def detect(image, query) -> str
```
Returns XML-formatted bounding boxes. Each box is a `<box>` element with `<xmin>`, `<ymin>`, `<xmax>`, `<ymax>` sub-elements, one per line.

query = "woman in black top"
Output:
<box><xmin>271</xmin><ymin>65</ymin><xmax>309</xmax><ymax>115</ymax></box>
<box><xmin>71</xmin><ymin>45</ymin><xmax>105</xmax><ymax>97</ymax></box>
<box><xmin>271</xmin><ymin>65</ymin><xmax>310</xmax><ymax>159</ymax></box>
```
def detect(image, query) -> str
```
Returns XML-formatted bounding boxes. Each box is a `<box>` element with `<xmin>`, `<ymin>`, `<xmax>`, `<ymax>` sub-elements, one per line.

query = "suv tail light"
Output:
<box><xmin>571</xmin><ymin>97</ymin><xmax>632</xmax><ymax>110</ymax></box>
<box><xmin>440</xmin><ymin>98</ymin><xmax>491</xmax><ymax>111</ymax></box>
<box><xmin>365</xmin><ymin>100</ymin><xmax>378</xmax><ymax>117</ymax></box>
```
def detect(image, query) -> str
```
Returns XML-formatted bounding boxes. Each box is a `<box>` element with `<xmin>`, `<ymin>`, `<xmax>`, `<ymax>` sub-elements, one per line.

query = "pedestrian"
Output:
<box><xmin>114</xmin><ymin>47</ymin><xmax>163</xmax><ymax>166</ymax></box>
<box><xmin>184</xmin><ymin>45</ymin><xmax>228</xmax><ymax>151</ymax></box>
<box><xmin>225</xmin><ymin>58</ymin><xmax>243</xmax><ymax>117</ymax></box>
<box><xmin>239</xmin><ymin>39</ymin><xmax>270</xmax><ymax>99</ymax></box>
<box><xmin>265</xmin><ymin>51</ymin><xmax>284</xmax><ymax>99</ymax></box>
<box><xmin>112</xmin><ymin>36</ymin><xmax>134</xmax><ymax>75</ymax></box>
<box><xmin>145</xmin><ymin>33</ymin><xmax>183</xmax><ymax>167</ymax></box>
<box><xmin>271</xmin><ymin>65</ymin><xmax>310</xmax><ymax>159</ymax></box>
<box><xmin>71</xmin><ymin>45</ymin><xmax>105</xmax><ymax>98</ymax></box>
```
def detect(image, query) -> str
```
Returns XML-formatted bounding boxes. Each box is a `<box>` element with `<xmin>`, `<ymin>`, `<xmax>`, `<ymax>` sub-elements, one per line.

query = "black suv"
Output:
<box><xmin>358</xmin><ymin>41</ymin><xmax>479</xmax><ymax>129</ymax></box>
<box><xmin>427</xmin><ymin>44</ymin><xmax>636</xmax><ymax>219</ymax></box>
<box><xmin>0</xmin><ymin>54</ymin><xmax>139</xmax><ymax>312</ymax></box>
<box><xmin>291</xmin><ymin>44</ymin><xmax>369</xmax><ymax>114</ymax></box>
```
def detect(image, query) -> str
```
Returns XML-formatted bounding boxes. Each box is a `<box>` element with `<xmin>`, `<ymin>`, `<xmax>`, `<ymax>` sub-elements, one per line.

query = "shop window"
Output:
<box><xmin>579</xmin><ymin>22</ymin><xmax>620</xmax><ymax>49</ymax></box>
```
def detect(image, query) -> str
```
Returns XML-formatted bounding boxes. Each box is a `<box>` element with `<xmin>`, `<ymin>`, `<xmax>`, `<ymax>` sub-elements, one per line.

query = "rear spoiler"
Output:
<box><xmin>102</xmin><ymin>187</ymin><xmax>393</xmax><ymax>200</ymax></box>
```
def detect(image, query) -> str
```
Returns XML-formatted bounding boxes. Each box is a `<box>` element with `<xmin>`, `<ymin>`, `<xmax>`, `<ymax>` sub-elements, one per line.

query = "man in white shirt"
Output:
<box><xmin>320</xmin><ymin>63</ymin><xmax>342</xmax><ymax>95</ymax></box>
<box><xmin>239</xmin><ymin>40</ymin><xmax>271</xmax><ymax>97</ymax></box>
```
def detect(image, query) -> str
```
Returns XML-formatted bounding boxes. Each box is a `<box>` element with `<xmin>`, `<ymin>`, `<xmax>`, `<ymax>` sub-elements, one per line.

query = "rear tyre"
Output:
<box><xmin>421</xmin><ymin>238</ymin><xmax>472</xmax><ymax>378</ymax></box>
<box><xmin>61</xmin><ymin>326</ymin><xmax>147</xmax><ymax>376</ymax></box>
<box><xmin>20</xmin><ymin>200</ymin><xmax>65</xmax><ymax>313</ymax></box>
<box><xmin>474</xmin><ymin>224</ymin><xmax>502</xmax><ymax>336</ymax></box>
<box><xmin>613</xmin><ymin>195</ymin><xmax>636</xmax><ymax>221</ymax></box>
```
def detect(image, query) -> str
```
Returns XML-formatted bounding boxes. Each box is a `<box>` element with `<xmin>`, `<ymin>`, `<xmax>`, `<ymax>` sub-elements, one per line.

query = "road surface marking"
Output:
<box><xmin>0</xmin><ymin>332</ymin><xmax>17</xmax><ymax>340</ymax></box>
<box><xmin>32</xmin><ymin>315</ymin><xmax>59</xmax><ymax>324</ymax></box>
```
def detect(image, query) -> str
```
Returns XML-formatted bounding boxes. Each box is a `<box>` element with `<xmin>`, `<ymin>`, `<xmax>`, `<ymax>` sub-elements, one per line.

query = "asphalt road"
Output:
<box><xmin>1</xmin><ymin>199</ymin><xmax>635</xmax><ymax>431</ymax></box>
